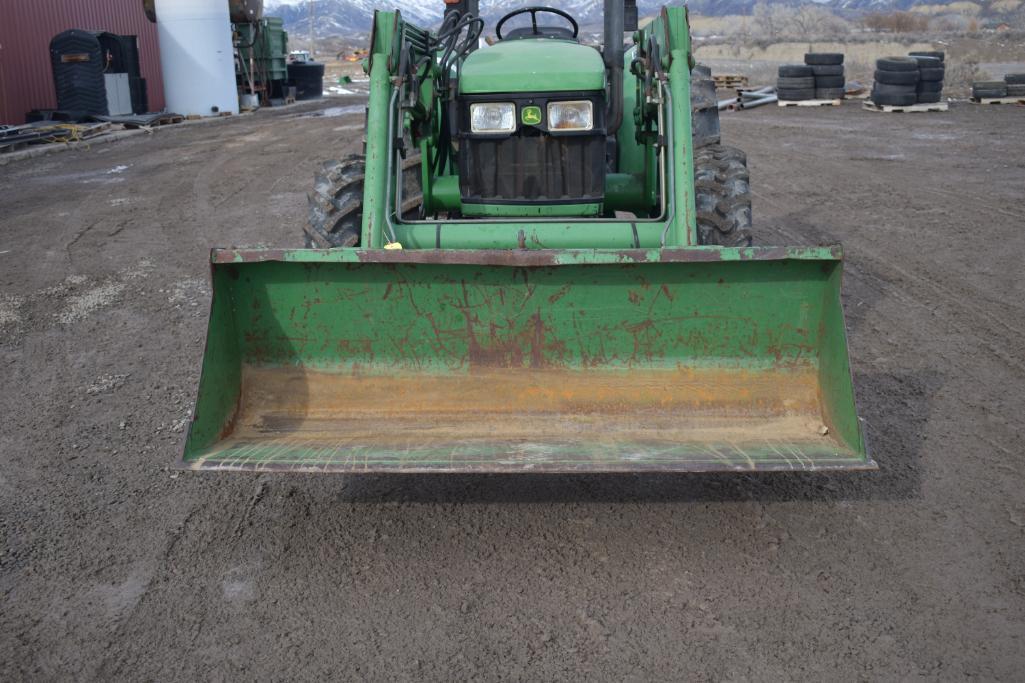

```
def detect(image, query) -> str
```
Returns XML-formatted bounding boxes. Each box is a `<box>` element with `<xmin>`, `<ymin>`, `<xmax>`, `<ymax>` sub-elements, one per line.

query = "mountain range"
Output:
<box><xmin>263</xmin><ymin>0</ymin><xmax>1009</xmax><ymax>36</ymax></box>
<box><xmin>264</xmin><ymin>1</ymin><xmax>664</xmax><ymax>36</ymax></box>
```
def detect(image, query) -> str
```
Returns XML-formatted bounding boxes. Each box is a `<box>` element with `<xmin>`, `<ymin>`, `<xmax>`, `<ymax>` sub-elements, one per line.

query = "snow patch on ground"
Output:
<box><xmin>41</xmin><ymin>274</ymin><xmax>87</xmax><ymax>298</ymax></box>
<box><xmin>57</xmin><ymin>282</ymin><xmax>126</xmax><ymax>324</ymax></box>
<box><xmin>164</xmin><ymin>278</ymin><xmax>210</xmax><ymax>309</ymax></box>
<box><xmin>0</xmin><ymin>293</ymin><xmax>24</xmax><ymax>329</ymax></box>
<box><xmin>87</xmin><ymin>374</ymin><xmax>130</xmax><ymax>395</ymax></box>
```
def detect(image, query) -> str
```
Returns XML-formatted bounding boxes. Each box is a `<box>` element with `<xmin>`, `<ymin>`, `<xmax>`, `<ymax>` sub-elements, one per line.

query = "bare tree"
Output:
<box><xmin>753</xmin><ymin>2</ymin><xmax>781</xmax><ymax>41</ymax></box>
<box><xmin>752</xmin><ymin>3</ymin><xmax>850</xmax><ymax>40</ymax></box>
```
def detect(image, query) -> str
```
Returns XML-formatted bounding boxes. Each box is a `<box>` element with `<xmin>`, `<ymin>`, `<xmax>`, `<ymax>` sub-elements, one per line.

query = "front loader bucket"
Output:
<box><xmin>181</xmin><ymin>247</ymin><xmax>872</xmax><ymax>473</ymax></box>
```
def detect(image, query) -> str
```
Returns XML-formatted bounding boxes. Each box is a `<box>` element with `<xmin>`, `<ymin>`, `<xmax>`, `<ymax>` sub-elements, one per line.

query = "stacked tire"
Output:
<box><xmin>805</xmin><ymin>53</ymin><xmax>845</xmax><ymax>100</ymax></box>
<box><xmin>1007</xmin><ymin>73</ymin><xmax>1025</xmax><ymax>98</ymax></box>
<box><xmin>777</xmin><ymin>64</ymin><xmax>815</xmax><ymax>102</ymax></box>
<box><xmin>974</xmin><ymin>73</ymin><xmax>1025</xmax><ymax>100</ymax></box>
<box><xmin>909</xmin><ymin>51</ymin><xmax>945</xmax><ymax>104</ymax></box>
<box><xmin>872</xmin><ymin>56</ymin><xmax>921</xmax><ymax>107</ymax></box>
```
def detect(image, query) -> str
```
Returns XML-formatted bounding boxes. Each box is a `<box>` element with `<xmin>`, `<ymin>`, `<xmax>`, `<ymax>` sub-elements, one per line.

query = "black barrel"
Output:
<box><xmin>288</xmin><ymin>62</ymin><xmax>325</xmax><ymax>100</ymax></box>
<box><xmin>50</xmin><ymin>30</ymin><xmax>108</xmax><ymax>116</ymax></box>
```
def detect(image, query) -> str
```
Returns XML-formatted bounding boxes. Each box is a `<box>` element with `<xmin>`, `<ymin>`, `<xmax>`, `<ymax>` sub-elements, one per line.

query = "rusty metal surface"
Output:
<box><xmin>210</xmin><ymin>245</ymin><xmax>845</xmax><ymax>266</ymax></box>
<box><xmin>183</xmin><ymin>364</ymin><xmax>872</xmax><ymax>473</ymax></box>
<box><xmin>182</xmin><ymin>253</ymin><xmax>870</xmax><ymax>473</ymax></box>
<box><xmin>0</xmin><ymin>0</ymin><xmax>165</xmax><ymax>124</ymax></box>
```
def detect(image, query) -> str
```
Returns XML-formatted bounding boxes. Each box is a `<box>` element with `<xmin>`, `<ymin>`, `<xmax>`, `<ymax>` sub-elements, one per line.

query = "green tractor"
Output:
<box><xmin>181</xmin><ymin>1</ymin><xmax>872</xmax><ymax>473</ymax></box>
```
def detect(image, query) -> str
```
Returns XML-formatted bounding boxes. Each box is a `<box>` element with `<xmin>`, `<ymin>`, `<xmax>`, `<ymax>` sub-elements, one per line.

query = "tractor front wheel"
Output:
<box><xmin>304</xmin><ymin>154</ymin><xmax>422</xmax><ymax>248</ymax></box>
<box><xmin>694</xmin><ymin>144</ymin><xmax>753</xmax><ymax>247</ymax></box>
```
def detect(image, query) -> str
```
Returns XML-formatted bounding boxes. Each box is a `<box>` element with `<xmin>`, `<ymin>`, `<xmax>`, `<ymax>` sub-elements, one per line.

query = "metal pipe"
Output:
<box><xmin>718</xmin><ymin>97</ymin><xmax>739</xmax><ymax>111</ymax></box>
<box><xmin>739</xmin><ymin>95</ymin><xmax>777</xmax><ymax>109</ymax></box>
<box><xmin>740</xmin><ymin>86</ymin><xmax>775</xmax><ymax>98</ymax></box>
<box><xmin>603</xmin><ymin>0</ymin><xmax>624</xmax><ymax>135</ymax></box>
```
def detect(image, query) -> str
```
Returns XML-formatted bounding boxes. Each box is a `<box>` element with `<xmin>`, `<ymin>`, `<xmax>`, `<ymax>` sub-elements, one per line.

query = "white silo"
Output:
<box><xmin>154</xmin><ymin>0</ymin><xmax>239</xmax><ymax>116</ymax></box>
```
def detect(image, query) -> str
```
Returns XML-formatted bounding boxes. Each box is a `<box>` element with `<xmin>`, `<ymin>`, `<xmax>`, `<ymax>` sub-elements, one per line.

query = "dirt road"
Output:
<box><xmin>2</xmin><ymin>98</ymin><xmax>1024</xmax><ymax>680</ymax></box>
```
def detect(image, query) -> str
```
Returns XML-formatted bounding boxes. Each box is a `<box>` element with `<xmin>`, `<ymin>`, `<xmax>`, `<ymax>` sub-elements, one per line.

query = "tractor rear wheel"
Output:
<box><xmin>304</xmin><ymin>153</ymin><xmax>422</xmax><ymax>248</ymax></box>
<box><xmin>694</xmin><ymin>144</ymin><xmax>753</xmax><ymax>247</ymax></box>
<box><xmin>691</xmin><ymin>65</ymin><xmax>720</xmax><ymax>149</ymax></box>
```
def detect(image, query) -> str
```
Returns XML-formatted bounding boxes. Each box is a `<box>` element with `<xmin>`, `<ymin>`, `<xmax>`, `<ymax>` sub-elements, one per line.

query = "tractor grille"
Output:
<box><xmin>458</xmin><ymin>93</ymin><xmax>606</xmax><ymax>207</ymax></box>
<box><xmin>460</xmin><ymin>132</ymin><xmax>605</xmax><ymax>205</ymax></box>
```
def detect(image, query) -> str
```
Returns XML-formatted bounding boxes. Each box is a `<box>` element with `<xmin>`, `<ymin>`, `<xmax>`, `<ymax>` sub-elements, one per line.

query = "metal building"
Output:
<box><xmin>0</xmin><ymin>0</ymin><xmax>165</xmax><ymax>124</ymax></box>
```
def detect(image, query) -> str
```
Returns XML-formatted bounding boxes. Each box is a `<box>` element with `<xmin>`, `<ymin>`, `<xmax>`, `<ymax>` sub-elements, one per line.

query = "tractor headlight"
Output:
<box><xmin>470</xmin><ymin>102</ymin><xmax>516</xmax><ymax>134</ymax></box>
<box><xmin>547</xmin><ymin>100</ymin><xmax>594</xmax><ymax>131</ymax></box>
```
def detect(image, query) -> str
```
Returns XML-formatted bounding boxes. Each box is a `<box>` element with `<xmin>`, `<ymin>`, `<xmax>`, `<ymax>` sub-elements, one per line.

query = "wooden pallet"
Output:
<box><xmin>713</xmin><ymin>74</ymin><xmax>748</xmax><ymax>89</ymax></box>
<box><xmin>778</xmin><ymin>99</ymin><xmax>843</xmax><ymax>107</ymax></box>
<box><xmin>0</xmin><ymin>121</ymin><xmax>112</xmax><ymax>153</ymax></box>
<box><xmin>971</xmin><ymin>96</ymin><xmax>1025</xmax><ymax>105</ymax></box>
<box><xmin>863</xmin><ymin>101</ymin><xmax>948</xmax><ymax>113</ymax></box>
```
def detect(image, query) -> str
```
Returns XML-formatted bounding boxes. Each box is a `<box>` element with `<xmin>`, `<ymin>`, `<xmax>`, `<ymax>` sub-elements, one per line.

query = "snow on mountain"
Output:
<box><xmin>264</xmin><ymin>1</ymin><xmax>669</xmax><ymax>38</ymax></box>
<box><xmin>263</xmin><ymin>0</ymin><xmax>987</xmax><ymax>38</ymax></box>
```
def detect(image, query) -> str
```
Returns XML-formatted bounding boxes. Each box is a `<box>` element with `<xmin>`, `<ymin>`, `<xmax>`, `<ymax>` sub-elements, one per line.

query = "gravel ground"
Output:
<box><xmin>1</xmin><ymin>97</ymin><xmax>1024</xmax><ymax>680</ymax></box>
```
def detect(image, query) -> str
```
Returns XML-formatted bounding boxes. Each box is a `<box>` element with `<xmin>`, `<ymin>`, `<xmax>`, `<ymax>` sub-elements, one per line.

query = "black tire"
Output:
<box><xmin>872</xmin><ymin>90</ymin><xmax>917</xmax><ymax>106</ymax></box>
<box><xmin>691</xmin><ymin>67</ymin><xmax>720</xmax><ymax>148</ymax></box>
<box><xmin>778</xmin><ymin>64</ymin><xmax>813</xmax><ymax>77</ymax></box>
<box><xmin>873</xmin><ymin>82</ymin><xmax>917</xmax><ymax>96</ymax></box>
<box><xmin>917</xmin><ymin>80</ymin><xmax>943</xmax><ymax>93</ymax></box>
<box><xmin>919</xmin><ymin>67</ymin><xmax>945</xmax><ymax>82</ymax></box>
<box><xmin>815</xmin><ymin>88</ymin><xmax>845</xmax><ymax>100</ymax></box>
<box><xmin>692</xmin><ymin>64</ymin><xmax>712</xmax><ymax>79</ymax></box>
<box><xmin>916</xmin><ymin>92</ymin><xmax>942</xmax><ymax>104</ymax></box>
<box><xmin>1006</xmin><ymin>73</ymin><xmax>1025</xmax><ymax>85</ymax></box>
<box><xmin>909</xmin><ymin>50</ymin><xmax>944</xmax><ymax>62</ymax></box>
<box><xmin>1007</xmin><ymin>84</ymin><xmax>1025</xmax><ymax>97</ymax></box>
<box><xmin>874</xmin><ymin>69</ymin><xmax>919</xmax><ymax>85</ymax></box>
<box><xmin>305</xmin><ymin>154</ymin><xmax>423</xmax><ymax>248</ymax></box>
<box><xmin>805</xmin><ymin>52</ymin><xmax>844</xmax><ymax>66</ymax></box>
<box><xmin>973</xmin><ymin>82</ymin><xmax>1008</xmax><ymax>98</ymax></box>
<box><xmin>909</xmin><ymin>55</ymin><xmax>942</xmax><ymax>68</ymax></box>
<box><xmin>777</xmin><ymin>88</ymin><xmax>816</xmax><ymax>101</ymax></box>
<box><xmin>777</xmin><ymin>76</ymin><xmax>815</xmax><ymax>89</ymax></box>
<box><xmin>694</xmin><ymin>144</ymin><xmax>752</xmax><ymax>248</ymax></box>
<box><xmin>811</xmin><ymin>64</ymin><xmax>844</xmax><ymax>76</ymax></box>
<box><xmin>973</xmin><ymin>88</ymin><xmax>1008</xmax><ymax>99</ymax></box>
<box><xmin>877</xmin><ymin>56</ymin><xmax>919</xmax><ymax>71</ymax></box>
<box><xmin>815</xmin><ymin>76</ymin><xmax>845</xmax><ymax>88</ymax></box>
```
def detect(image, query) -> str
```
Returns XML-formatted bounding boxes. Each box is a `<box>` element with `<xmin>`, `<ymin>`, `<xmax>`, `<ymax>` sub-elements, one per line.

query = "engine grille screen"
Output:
<box><xmin>459</xmin><ymin>132</ymin><xmax>605</xmax><ymax>205</ymax></box>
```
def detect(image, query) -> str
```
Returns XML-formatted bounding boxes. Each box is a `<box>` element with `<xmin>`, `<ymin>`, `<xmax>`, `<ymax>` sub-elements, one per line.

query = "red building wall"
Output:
<box><xmin>0</xmin><ymin>0</ymin><xmax>165</xmax><ymax>124</ymax></box>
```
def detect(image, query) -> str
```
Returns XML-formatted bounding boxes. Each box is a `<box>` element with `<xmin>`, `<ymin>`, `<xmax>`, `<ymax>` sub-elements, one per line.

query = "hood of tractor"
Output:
<box><xmin>459</xmin><ymin>39</ymin><xmax>606</xmax><ymax>94</ymax></box>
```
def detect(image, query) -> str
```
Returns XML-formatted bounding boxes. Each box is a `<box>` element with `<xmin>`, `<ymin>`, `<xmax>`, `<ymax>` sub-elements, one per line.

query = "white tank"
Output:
<box><xmin>154</xmin><ymin>0</ymin><xmax>239</xmax><ymax>116</ymax></box>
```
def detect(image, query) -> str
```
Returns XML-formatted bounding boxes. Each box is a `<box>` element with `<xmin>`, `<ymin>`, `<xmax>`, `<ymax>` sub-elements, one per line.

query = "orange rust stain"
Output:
<box><xmin>219</xmin><ymin>364</ymin><xmax>837</xmax><ymax>451</ymax></box>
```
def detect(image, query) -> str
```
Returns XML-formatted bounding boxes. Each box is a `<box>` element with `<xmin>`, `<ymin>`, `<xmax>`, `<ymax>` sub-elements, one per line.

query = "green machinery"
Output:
<box><xmin>234</xmin><ymin>16</ymin><xmax>289</xmax><ymax>103</ymax></box>
<box><xmin>181</xmin><ymin>1</ymin><xmax>872</xmax><ymax>473</ymax></box>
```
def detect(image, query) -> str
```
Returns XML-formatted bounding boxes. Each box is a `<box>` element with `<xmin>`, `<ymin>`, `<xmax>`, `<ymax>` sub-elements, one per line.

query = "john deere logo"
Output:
<box><xmin>521</xmin><ymin>106</ymin><xmax>542</xmax><ymax>126</ymax></box>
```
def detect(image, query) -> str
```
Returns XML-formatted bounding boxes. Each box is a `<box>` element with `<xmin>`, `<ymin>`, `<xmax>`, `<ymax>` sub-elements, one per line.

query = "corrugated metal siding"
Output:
<box><xmin>0</xmin><ymin>0</ymin><xmax>165</xmax><ymax>124</ymax></box>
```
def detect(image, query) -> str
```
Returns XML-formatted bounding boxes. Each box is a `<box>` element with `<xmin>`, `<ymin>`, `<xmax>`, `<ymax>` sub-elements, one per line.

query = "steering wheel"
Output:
<box><xmin>495</xmin><ymin>6</ymin><xmax>579</xmax><ymax>41</ymax></box>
